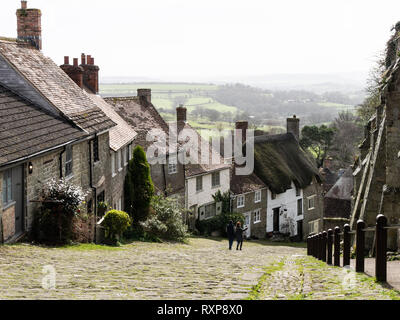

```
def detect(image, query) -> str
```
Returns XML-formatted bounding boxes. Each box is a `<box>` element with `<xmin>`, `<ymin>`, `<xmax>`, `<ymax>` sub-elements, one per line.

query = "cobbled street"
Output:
<box><xmin>0</xmin><ymin>237</ymin><xmax>399</xmax><ymax>300</ymax></box>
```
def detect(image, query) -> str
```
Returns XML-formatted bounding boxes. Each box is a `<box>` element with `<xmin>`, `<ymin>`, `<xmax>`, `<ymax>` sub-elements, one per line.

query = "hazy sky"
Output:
<box><xmin>1</xmin><ymin>0</ymin><xmax>400</xmax><ymax>82</ymax></box>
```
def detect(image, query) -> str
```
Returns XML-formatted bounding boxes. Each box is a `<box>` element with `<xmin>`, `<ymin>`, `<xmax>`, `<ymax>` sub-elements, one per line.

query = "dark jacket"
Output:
<box><xmin>235</xmin><ymin>227</ymin><xmax>248</xmax><ymax>241</ymax></box>
<box><xmin>226</xmin><ymin>223</ymin><xmax>235</xmax><ymax>238</ymax></box>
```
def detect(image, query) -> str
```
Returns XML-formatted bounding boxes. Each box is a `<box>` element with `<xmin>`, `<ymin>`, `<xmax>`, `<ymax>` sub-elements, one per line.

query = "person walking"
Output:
<box><xmin>235</xmin><ymin>221</ymin><xmax>248</xmax><ymax>251</ymax></box>
<box><xmin>226</xmin><ymin>220</ymin><xmax>235</xmax><ymax>250</ymax></box>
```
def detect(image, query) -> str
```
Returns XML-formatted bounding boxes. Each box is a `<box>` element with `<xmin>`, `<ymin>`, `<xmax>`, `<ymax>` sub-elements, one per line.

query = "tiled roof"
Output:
<box><xmin>325</xmin><ymin>167</ymin><xmax>353</xmax><ymax>200</ymax></box>
<box><xmin>104</xmin><ymin>97</ymin><xmax>169</xmax><ymax>151</ymax></box>
<box><xmin>0</xmin><ymin>84</ymin><xmax>87</xmax><ymax>166</ymax></box>
<box><xmin>230</xmin><ymin>165</ymin><xmax>266</xmax><ymax>195</ymax></box>
<box><xmin>0</xmin><ymin>41</ymin><xmax>115</xmax><ymax>134</ymax></box>
<box><xmin>88</xmin><ymin>94</ymin><xmax>137</xmax><ymax>151</ymax></box>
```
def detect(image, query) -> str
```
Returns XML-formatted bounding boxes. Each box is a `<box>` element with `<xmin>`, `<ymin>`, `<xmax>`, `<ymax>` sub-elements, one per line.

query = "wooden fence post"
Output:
<box><xmin>327</xmin><ymin>229</ymin><xmax>333</xmax><ymax>265</ymax></box>
<box><xmin>322</xmin><ymin>231</ymin><xmax>327</xmax><ymax>262</ymax></box>
<box><xmin>334</xmin><ymin>226</ymin><xmax>340</xmax><ymax>267</ymax></box>
<box><xmin>375</xmin><ymin>214</ymin><xmax>387</xmax><ymax>282</ymax></box>
<box><xmin>343</xmin><ymin>224</ymin><xmax>351</xmax><ymax>266</ymax></box>
<box><xmin>356</xmin><ymin>220</ymin><xmax>365</xmax><ymax>273</ymax></box>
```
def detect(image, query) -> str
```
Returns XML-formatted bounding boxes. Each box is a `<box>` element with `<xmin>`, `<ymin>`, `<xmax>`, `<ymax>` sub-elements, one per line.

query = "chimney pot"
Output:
<box><xmin>87</xmin><ymin>55</ymin><xmax>92</xmax><ymax>64</ymax></box>
<box><xmin>64</xmin><ymin>56</ymin><xmax>70</xmax><ymax>65</ymax></box>
<box><xmin>21</xmin><ymin>1</ymin><xmax>27</xmax><ymax>9</ymax></box>
<box><xmin>73</xmin><ymin>58</ymin><xmax>78</xmax><ymax>67</ymax></box>
<box><xmin>81</xmin><ymin>53</ymin><xmax>86</xmax><ymax>65</ymax></box>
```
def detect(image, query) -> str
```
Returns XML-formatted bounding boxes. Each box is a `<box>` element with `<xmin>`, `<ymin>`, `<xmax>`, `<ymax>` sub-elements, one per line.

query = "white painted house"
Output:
<box><xmin>175</xmin><ymin>106</ymin><xmax>231</xmax><ymax>220</ymax></box>
<box><xmin>266</xmin><ymin>182</ymin><xmax>304</xmax><ymax>237</ymax></box>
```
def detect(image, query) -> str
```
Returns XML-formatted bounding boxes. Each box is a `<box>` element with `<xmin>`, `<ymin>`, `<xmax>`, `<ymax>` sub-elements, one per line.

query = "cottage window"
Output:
<box><xmin>111</xmin><ymin>152</ymin><xmax>116</xmax><ymax>176</ymax></box>
<box><xmin>168</xmin><ymin>163</ymin><xmax>177</xmax><ymax>174</ymax></box>
<box><xmin>65</xmin><ymin>145</ymin><xmax>73</xmax><ymax>177</ymax></box>
<box><xmin>297</xmin><ymin>199</ymin><xmax>303</xmax><ymax>215</ymax></box>
<box><xmin>309</xmin><ymin>219</ymin><xmax>319</xmax><ymax>234</ymax></box>
<box><xmin>254</xmin><ymin>190</ymin><xmax>261</xmax><ymax>203</ymax></box>
<box><xmin>125</xmin><ymin>146</ymin><xmax>129</xmax><ymax>166</ymax></box>
<box><xmin>196</xmin><ymin>176</ymin><xmax>203</xmax><ymax>192</ymax></box>
<box><xmin>128</xmin><ymin>144</ymin><xmax>133</xmax><ymax>161</ymax></box>
<box><xmin>211</xmin><ymin>172</ymin><xmax>220</xmax><ymax>187</ymax></box>
<box><xmin>295</xmin><ymin>186</ymin><xmax>301</xmax><ymax>197</ymax></box>
<box><xmin>237</xmin><ymin>195</ymin><xmax>245</xmax><ymax>208</ymax></box>
<box><xmin>120</xmin><ymin>149</ymin><xmax>124</xmax><ymax>170</ymax></box>
<box><xmin>254</xmin><ymin>209</ymin><xmax>261</xmax><ymax>223</ymax></box>
<box><xmin>93</xmin><ymin>137</ymin><xmax>99</xmax><ymax>162</ymax></box>
<box><xmin>2</xmin><ymin>169</ymin><xmax>12</xmax><ymax>206</ymax></box>
<box><xmin>308</xmin><ymin>195</ymin><xmax>316</xmax><ymax>210</ymax></box>
<box><xmin>271</xmin><ymin>191</ymin><xmax>276</xmax><ymax>200</ymax></box>
<box><xmin>117</xmin><ymin>150</ymin><xmax>122</xmax><ymax>171</ymax></box>
<box><xmin>204</xmin><ymin>203</ymin><xmax>217</xmax><ymax>219</ymax></box>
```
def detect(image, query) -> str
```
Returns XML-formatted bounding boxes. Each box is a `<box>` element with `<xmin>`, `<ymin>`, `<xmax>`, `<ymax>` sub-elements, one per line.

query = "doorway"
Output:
<box><xmin>297</xmin><ymin>220</ymin><xmax>303</xmax><ymax>241</ymax></box>
<box><xmin>12</xmin><ymin>166</ymin><xmax>24</xmax><ymax>235</ymax></box>
<box><xmin>273</xmin><ymin>207</ymin><xmax>280</xmax><ymax>232</ymax></box>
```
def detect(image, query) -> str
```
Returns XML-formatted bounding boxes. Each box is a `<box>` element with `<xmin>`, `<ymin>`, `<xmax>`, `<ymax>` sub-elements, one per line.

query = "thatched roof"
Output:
<box><xmin>251</xmin><ymin>133</ymin><xmax>319</xmax><ymax>194</ymax></box>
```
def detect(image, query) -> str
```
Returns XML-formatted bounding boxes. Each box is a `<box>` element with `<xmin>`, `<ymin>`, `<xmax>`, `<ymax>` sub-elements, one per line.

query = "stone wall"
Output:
<box><xmin>72</xmin><ymin>214</ymin><xmax>95</xmax><ymax>243</ymax></box>
<box><xmin>303</xmin><ymin>177</ymin><xmax>324</xmax><ymax>239</ymax></box>
<box><xmin>0</xmin><ymin>170</ymin><xmax>3</xmax><ymax>241</ymax></box>
<box><xmin>232</xmin><ymin>188</ymin><xmax>267</xmax><ymax>239</ymax></box>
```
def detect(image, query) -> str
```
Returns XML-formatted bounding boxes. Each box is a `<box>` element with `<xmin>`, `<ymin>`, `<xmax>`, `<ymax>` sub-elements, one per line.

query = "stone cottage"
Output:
<box><xmin>60</xmin><ymin>55</ymin><xmax>138</xmax><ymax>213</ymax></box>
<box><xmin>105</xmin><ymin>91</ymin><xmax>186</xmax><ymax>203</ymax></box>
<box><xmin>350</xmin><ymin>21</ymin><xmax>400</xmax><ymax>250</ymax></box>
<box><xmin>0</xmin><ymin>1</ymin><xmax>116</xmax><ymax>242</ymax></box>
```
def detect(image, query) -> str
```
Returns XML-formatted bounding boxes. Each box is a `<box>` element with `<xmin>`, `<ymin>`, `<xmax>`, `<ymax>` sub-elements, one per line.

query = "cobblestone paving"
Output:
<box><xmin>0</xmin><ymin>238</ymin><xmax>398</xmax><ymax>300</ymax></box>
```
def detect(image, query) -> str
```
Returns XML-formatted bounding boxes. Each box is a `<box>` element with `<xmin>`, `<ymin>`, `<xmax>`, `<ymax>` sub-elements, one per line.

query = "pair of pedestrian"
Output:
<box><xmin>226</xmin><ymin>220</ymin><xmax>248</xmax><ymax>250</ymax></box>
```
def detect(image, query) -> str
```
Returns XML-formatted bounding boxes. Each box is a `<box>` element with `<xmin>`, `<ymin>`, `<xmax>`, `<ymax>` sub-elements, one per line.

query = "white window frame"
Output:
<box><xmin>124</xmin><ymin>146</ymin><xmax>128</xmax><ymax>166</ymax></box>
<box><xmin>211</xmin><ymin>171</ymin><xmax>220</xmax><ymax>188</ymax></box>
<box><xmin>128</xmin><ymin>144</ymin><xmax>133</xmax><ymax>161</ymax></box>
<box><xmin>117</xmin><ymin>150</ymin><xmax>122</xmax><ymax>172</ymax></box>
<box><xmin>196</xmin><ymin>176</ymin><xmax>203</xmax><ymax>192</ymax></box>
<box><xmin>237</xmin><ymin>195</ymin><xmax>245</xmax><ymax>208</ymax></box>
<box><xmin>2</xmin><ymin>169</ymin><xmax>13</xmax><ymax>206</ymax></box>
<box><xmin>65</xmin><ymin>145</ymin><xmax>73</xmax><ymax>178</ymax></box>
<box><xmin>254</xmin><ymin>209</ymin><xmax>261</xmax><ymax>223</ymax></box>
<box><xmin>111</xmin><ymin>152</ymin><xmax>116</xmax><ymax>177</ymax></box>
<box><xmin>307</xmin><ymin>195</ymin><xmax>316</xmax><ymax>210</ymax></box>
<box><xmin>254</xmin><ymin>190</ymin><xmax>261</xmax><ymax>203</ymax></box>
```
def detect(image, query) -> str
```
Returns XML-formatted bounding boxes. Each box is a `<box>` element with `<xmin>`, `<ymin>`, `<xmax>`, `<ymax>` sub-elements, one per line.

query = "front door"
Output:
<box><xmin>297</xmin><ymin>220</ymin><xmax>303</xmax><ymax>241</ymax></box>
<box><xmin>12</xmin><ymin>166</ymin><xmax>24</xmax><ymax>235</ymax></box>
<box><xmin>273</xmin><ymin>207</ymin><xmax>280</xmax><ymax>232</ymax></box>
<box><xmin>244</xmin><ymin>213</ymin><xmax>251</xmax><ymax>238</ymax></box>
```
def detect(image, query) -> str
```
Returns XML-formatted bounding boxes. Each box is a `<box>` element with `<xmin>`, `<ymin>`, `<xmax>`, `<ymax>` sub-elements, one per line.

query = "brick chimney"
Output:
<box><xmin>176</xmin><ymin>104</ymin><xmax>187</xmax><ymax>123</ymax></box>
<box><xmin>137</xmin><ymin>89</ymin><xmax>152</xmax><ymax>104</ymax></box>
<box><xmin>80</xmin><ymin>53</ymin><xmax>99</xmax><ymax>94</ymax></box>
<box><xmin>16</xmin><ymin>1</ymin><xmax>42</xmax><ymax>50</ymax></box>
<box><xmin>60</xmin><ymin>56</ymin><xmax>84</xmax><ymax>88</ymax></box>
<box><xmin>235</xmin><ymin>121</ymin><xmax>248</xmax><ymax>143</ymax></box>
<box><xmin>287</xmin><ymin>115</ymin><xmax>300</xmax><ymax>140</ymax></box>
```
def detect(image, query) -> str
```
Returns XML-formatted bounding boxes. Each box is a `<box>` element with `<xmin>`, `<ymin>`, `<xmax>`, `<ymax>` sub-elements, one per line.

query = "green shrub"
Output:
<box><xmin>33</xmin><ymin>179</ymin><xmax>87</xmax><ymax>244</ymax></box>
<box><xmin>124</xmin><ymin>146</ymin><xmax>154</xmax><ymax>224</ymax></box>
<box><xmin>139</xmin><ymin>195</ymin><xmax>189</xmax><ymax>242</ymax></box>
<box><xmin>102</xmin><ymin>210</ymin><xmax>132</xmax><ymax>242</ymax></box>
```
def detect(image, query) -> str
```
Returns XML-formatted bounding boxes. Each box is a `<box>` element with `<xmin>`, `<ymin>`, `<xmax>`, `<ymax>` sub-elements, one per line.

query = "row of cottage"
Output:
<box><xmin>0</xmin><ymin>1</ymin><xmax>346</xmax><ymax>243</ymax></box>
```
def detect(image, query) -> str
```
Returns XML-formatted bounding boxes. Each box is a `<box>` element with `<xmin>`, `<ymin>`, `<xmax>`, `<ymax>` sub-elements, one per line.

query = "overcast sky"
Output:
<box><xmin>1</xmin><ymin>0</ymin><xmax>400</xmax><ymax>82</ymax></box>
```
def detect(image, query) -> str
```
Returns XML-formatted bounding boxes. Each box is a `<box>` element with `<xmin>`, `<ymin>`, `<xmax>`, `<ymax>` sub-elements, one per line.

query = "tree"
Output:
<box><xmin>124</xmin><ymin>146</ymin><xmax>154</xmax><ymax>224</ymax></box>
<box><xmin>300</xmin><ymin>125</ymin><xmax>336</xmax><ymax>167</ymax></box>
<box><xmin>357</xmin><ymin>52</ymin><xmax>385</xmax><ymax>123</ymax></box>
<box><xmin>329</xmin><ymin>111</ymin><xmax>363</xmax><ymax>170</ymax></box>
